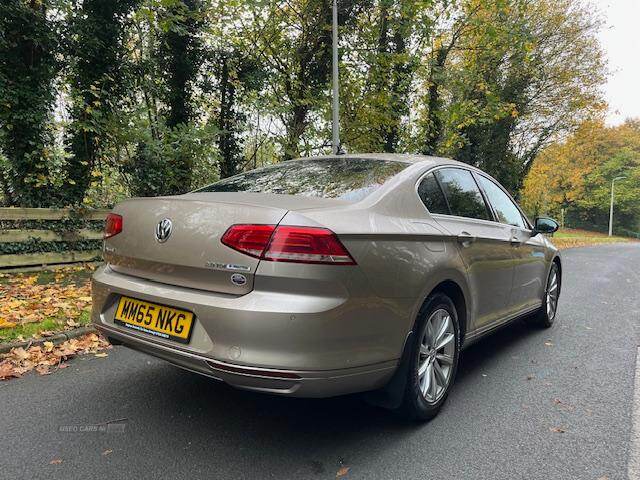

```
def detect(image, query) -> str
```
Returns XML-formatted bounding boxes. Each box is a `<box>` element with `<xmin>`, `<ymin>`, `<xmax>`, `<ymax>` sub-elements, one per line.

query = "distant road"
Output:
<box><xmin>1</xmin><ymin>243</ymin><xmax>639</xmax><ymax>480</ymax></box>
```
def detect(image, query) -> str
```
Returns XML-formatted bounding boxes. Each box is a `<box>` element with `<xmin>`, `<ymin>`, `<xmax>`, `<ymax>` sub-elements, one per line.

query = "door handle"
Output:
<box><xmin>457</xmin><ymin>232</ymin><xmax>476</xmax><ymax>245</ymax></box>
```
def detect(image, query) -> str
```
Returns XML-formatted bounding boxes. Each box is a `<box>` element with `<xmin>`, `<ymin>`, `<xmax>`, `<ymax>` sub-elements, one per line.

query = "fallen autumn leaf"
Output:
<box><xmin>0</xmin><ymin>319</ymin><xmax>17</xmax><ymax>329</ymax></box>
<box><xmin>35</xmin><ymin>364</ymin><xmax>51</xmax><ymax>375</ymax></box>
<box><xmin>336</xmin><ymin>466</ymin><xmax>350</xmax><ymax>477</ymax></box>
<box><xmin>0</xmin><ymin>333</ymin><xmax>110</xmax><ymax>381</ymax></box>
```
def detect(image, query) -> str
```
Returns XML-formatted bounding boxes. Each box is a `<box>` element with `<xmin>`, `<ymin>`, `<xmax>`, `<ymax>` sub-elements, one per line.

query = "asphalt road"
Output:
<box><xmin>2</xmin><ymin>243</ymin><xmax>640</xmax><ymax>480</ymax></box>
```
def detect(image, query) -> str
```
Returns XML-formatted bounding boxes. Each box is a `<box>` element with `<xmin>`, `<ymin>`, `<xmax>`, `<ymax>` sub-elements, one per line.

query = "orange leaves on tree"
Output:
<box><xmin>521</xmin><ymin>119</ymin><xmax>640</xmax><ymax>222</ymax></box>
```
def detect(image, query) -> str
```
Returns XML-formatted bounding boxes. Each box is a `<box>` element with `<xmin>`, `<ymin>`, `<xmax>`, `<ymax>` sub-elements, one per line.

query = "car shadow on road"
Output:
<box><xmin>87</xmin><ymin>316</ymin><xmax>547</xmax><ymax>475</ymax></box>
<box><xmin>456</xmin><ymin>316</ymin><xmax>544</xmax><ymax>381</ymax></box>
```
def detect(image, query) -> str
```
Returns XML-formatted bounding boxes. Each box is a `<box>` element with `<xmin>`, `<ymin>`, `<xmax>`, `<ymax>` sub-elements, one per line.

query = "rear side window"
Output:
<box><xmin>434</xmin><ymin>168</ymin><xmax>491</xmax><ymax>220</ymax></box>
<box><xmin>418</xmin><ymin>173</ymin><xmax>449</xmax><ymax>214</ymax></box>
<box><xmin>475</xmin><ymin>174</ymin><xmax>526</xmax><ymax>228</ymax></box>
<box><xmin>196</xmin><ymin>158</ymin><xmax>409</xmax><ymax>201</ymax></box>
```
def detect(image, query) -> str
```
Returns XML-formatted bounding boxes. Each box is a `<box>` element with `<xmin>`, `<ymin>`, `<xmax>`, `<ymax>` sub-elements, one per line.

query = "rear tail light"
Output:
<box><xmin>221</xmin><ymin>225</ymin><xmax>356</xmax><ymax>265</ymax></box>
<box><xmin>264</xmin><ymin>226</ymin><xmax>355</xmax><ymax>264</ymax></box>
<box><xmin>104</xmin><ymin>213</ymin><xmax>123</xmax><ymax>239</ymax></box>
<box><xmin>220</xmin><ymin>224</ymin><xmax>276</xmax><ymax>258</ymax></box>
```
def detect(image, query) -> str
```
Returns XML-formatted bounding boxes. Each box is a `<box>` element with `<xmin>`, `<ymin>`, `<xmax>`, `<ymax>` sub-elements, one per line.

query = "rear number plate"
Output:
<box><xmin>114</xmin><ymin>296</ymin><xmax>194</xmax><ymax>344</ymax></box>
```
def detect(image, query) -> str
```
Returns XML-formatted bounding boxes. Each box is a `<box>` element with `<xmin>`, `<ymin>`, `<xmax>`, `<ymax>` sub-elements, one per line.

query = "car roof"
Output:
<box><xmin>290</xmin><ymin>153</ymin><xmax>470</xmax><ymax>168</ymax></box>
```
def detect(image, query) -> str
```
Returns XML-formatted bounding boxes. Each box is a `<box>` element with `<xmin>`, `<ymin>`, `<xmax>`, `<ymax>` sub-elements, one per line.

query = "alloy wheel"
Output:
<box><xmin>546</xmin><ymin>266</ymin><xmax>559</xmax><ymax>320</ymax></box>
<box><xmin>418</xmin><ymin>308</ymin><xmax>455</xmax><ymax>404</ymax></box>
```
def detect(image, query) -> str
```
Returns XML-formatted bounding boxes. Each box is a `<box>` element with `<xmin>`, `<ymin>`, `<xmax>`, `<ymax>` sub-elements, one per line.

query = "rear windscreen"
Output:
<box><xmin>196</xmin><ymin>158</ymin><xmax>409</xmax><ymax>201</ymax></box>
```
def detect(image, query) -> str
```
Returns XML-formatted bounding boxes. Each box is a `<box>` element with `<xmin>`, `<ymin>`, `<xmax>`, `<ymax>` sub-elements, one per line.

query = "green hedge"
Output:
<box><xmin>0</xmin><ymin>218</ymin><xmax>104</xmax><ymax>256</ymax></box>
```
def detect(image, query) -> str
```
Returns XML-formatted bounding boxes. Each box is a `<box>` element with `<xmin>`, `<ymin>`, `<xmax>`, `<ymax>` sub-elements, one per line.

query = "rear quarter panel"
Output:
<box><xmin>280</xmin><ymin>165</ymin><xmax>473</xmax><ymax>357</ymax></box>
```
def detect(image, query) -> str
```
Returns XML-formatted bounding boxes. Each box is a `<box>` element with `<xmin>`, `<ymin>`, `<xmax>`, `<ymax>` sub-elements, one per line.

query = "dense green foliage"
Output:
<box><xmin>0</xmin><ymin>0</ymin><xmax>610</xmax><ymax>208</ymax></box>
<box><xmin>0</xmin><ymin>215</ymin><xmax>104</xmax><ymax>256</ymax></box>
<box><xmin>65</xmin><ymin>0</ymin><xmax>140</xmax><ymax>205</ymax></box>
<box><xmin>0</xmin><ymin>0</ymin><xmax>60</xmax><ymax>207</ymax></box>
<box><xmin>130</xmin><ymin>0</ymin><xmax>204</xmax><ymax>195</ymax></box>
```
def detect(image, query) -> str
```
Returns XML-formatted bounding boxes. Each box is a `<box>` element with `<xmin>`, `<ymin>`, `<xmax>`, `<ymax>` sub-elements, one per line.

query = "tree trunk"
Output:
<box><xmin>283</xmin><ymin>104</ymin><xmax>308</xmax><ymax>160</ymax></box>
<box><xmin>160</xmin><ymin>0</ymin><xmax>202</xmax><ymax>193</ymax></box>
<box><xmin>383</xmin><ymin>28</ymin><xmax>408</xmax><ymax>153</ymax></box>
<box><xmin>422</xmin><ymin>47</ymin><xmax>447</xmax><ymax>155</ymax></box>
<box><xmin>217</xmin><ymin>55</ymin><xmax>240</xmax><ymax>179</ymax></box>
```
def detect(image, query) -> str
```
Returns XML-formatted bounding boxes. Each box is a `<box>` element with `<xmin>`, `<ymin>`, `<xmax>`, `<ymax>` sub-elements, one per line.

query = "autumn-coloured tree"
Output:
<box><xmin>522</xmin><ymin>120</ymin><xmax>640</xmax><ymax>235</ymax></box>
<box><xmin>432</xmin><ymin>0</ymin><xmax>605</xmax><ymax>192</ymax></box>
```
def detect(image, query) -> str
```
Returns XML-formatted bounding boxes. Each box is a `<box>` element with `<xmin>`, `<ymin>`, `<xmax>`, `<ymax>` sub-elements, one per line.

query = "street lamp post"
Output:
<box><xmin>331</xmin><ymin>0</ymin><xmax>340</xmax><ymax>155</ymax></box>
<box><xmin>608</xmin><ymin>176</ymin><xmax>626</xmax><ymax>236</ymax></box>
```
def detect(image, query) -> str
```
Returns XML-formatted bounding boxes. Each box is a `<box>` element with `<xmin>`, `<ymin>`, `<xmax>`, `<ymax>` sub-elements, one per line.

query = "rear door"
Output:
<box><xmin>418</xmin><ymin>168</ymin><xmax>515</xmax><ymax>330</ymax></box>
<box><xmin>474</xmin><ymin>173</ymin><xmax>547</xmax><ymax>312</ymax></box>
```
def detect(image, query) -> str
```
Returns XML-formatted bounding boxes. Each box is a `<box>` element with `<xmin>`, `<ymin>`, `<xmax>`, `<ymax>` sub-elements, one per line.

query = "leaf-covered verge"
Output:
<box><xmin>551</xmin><ymin>228</ymin><xmax>637</xmax><ymax>251</ymax></box>
<box><xmin>0</xmin><ymin>265</ymin><xmax>95</xmax><ymax>342</ymax></box>
<box><xmin>0</xmin><ymin>332</ymin><xmax>110</xmax><ymax>380</ymax></box>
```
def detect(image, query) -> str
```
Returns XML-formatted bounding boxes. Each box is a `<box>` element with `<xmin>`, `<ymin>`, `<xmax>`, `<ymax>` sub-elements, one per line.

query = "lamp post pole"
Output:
<box><xmin>331</xmin><ymin>0</ymin><xmax>340</xmax><ymax>155</ymax></box>
<box><xmin>609</xmin><ymin>176</ymin><xmax>626</xmax><ymax>236</ymax></box>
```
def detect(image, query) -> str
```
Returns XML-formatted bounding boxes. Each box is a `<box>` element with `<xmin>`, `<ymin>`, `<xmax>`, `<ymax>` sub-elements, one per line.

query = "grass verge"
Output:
<box><xmin>0</xmin><ymin>265</ymin><xmax>94</xmax><ymax>344</ymax></box>
<box><xmin>551</xmin><ymin>228</ymin><xmax>637</xmax><ymax>250</ymax></box>
<box><xmin>0</xmin><ymin>309</ymin><xmax>91</xmax><ymax>343</ymax></box>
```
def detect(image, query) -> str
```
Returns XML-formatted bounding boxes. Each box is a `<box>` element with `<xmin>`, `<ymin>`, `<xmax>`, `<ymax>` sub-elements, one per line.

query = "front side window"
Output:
<box><xmin>475</xmin><ymin>174</ymin><xmax>526</xmax><ymax>228</ymax></box>
<box><xmin>434</xmin><ymin>168</ymin><xmax>491</xmax><ymax>220</ymax></box>
<box><xmin>196</xmin><ymin>158</ymin><xmax>409</xmax><ymax>202</ymax></box>
<box><xmin>417</xmin><ymin>173</ymin><xmax>449</xmax><ymax>215</ymax></box>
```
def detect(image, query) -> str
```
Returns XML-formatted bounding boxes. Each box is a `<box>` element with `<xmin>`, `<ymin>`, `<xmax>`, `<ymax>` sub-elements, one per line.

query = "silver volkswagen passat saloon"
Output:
<box><xmin>92</xmin><ymin>154</ymin><xmax>561</xmax><ymax>420</ymax></box>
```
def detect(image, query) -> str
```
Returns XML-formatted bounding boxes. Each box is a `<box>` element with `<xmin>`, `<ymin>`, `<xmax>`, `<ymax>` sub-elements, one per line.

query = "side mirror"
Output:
<box><xmin>533</xmin><ymin>217</ymin><xmax>559</xmax><ymax>235</ymax></box>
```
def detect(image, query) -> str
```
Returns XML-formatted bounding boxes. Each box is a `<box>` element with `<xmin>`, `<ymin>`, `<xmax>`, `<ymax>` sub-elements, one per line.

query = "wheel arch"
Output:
<box><xmin>552</xmin><ymin>254</ymin><xmax>562</xmax><ymax>275</ymax></box>
<box><xmin>428</xmin><ymin>280</ymin><xmax>468</xmax><ymax>347</ymax></box>
<box><xmin>552</xmin><ymin>254</ymin><xmax>562</xmax><ymax>294</ymax></box>
<box><xmin>364</xmin><ymin>276</ymin><xmax>469</xmax><ymax>410</ymax></box>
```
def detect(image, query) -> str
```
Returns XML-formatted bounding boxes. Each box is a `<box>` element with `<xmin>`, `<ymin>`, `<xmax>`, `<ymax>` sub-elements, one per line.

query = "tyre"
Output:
<box><xmin>397</xmin><ymin>292</ymin><xmax>460</xmax><ymax>421</ymax></box>
<box><xmin>532</xmin><ymin>262</ymin><xmax>560</xmax><ymax>328</ymax></box>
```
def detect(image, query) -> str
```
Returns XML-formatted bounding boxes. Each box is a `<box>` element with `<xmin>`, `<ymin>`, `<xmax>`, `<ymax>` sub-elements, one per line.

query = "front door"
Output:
<box><xmin>508</xmin><ymin>227</ymin><xmax>548</xmax><ymax>311</ymax></box>
<box><xmin>474</xmin><ymin>173</ymin><xmax>546</xmax><ymax>313</ymax></box>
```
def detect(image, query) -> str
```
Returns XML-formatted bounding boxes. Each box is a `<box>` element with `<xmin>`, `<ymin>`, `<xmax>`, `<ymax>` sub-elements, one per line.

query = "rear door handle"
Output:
<box><xmin>457</xmin><ymin>232</ymin><xmax>476</xmax><ymax>245</ymax></box>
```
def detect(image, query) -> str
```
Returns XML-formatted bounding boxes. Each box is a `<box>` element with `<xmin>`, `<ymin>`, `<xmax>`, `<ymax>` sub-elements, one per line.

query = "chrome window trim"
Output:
<box><xmin>415</xmin><ymin>168</ymin><xmax>451</xmax><ymax>216</ymax></box>
<box><xmin>414</xmin><ymin>165</ymin><xmax>496</xmax><ymax>223</ymax></box>
<box><xmin>414</xmin><ymin>164</ymin><xmax>533</xmax><ymax>231</ymax></box>
<box><xmin>472</xmin><ymin>171</ymin><xmax>533</xmax><ymax>231</ymax></box>
<box><xmin>431</xmin><ymin>213</ymin><xmax>514</xmax><ymax>230</ymax></box>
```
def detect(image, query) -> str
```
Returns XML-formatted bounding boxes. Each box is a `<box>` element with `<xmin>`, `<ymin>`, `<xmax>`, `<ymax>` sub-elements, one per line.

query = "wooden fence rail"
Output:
<box><xmin>0</xmin><ymin>207</ymin><xmax>109</xmax><ymax>269</ymax></box>
<box><xmin>0</xmin><ymin>207</ymin><xmax>110</xmax><ymax>221</ymax></box>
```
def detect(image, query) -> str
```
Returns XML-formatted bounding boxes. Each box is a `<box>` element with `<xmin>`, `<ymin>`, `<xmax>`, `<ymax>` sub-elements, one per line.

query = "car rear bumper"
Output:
<box><xmin>91</xmin><ymin>265</ymin><xmax>403</xmax><ymax>397</ymax></box>
<box><xmin>95</xmin><ymin>323</ymin><xmax>395</xmax><ymax>397</ymax></box>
